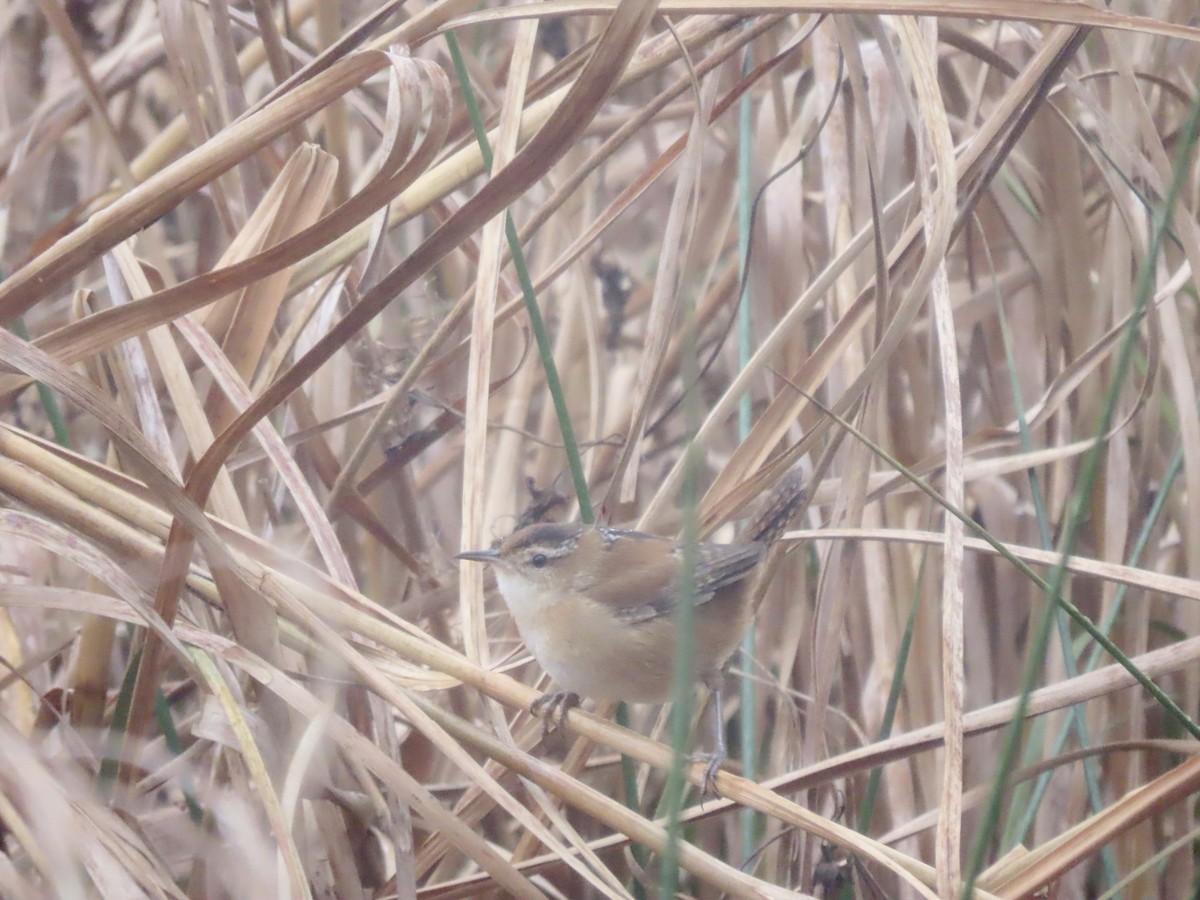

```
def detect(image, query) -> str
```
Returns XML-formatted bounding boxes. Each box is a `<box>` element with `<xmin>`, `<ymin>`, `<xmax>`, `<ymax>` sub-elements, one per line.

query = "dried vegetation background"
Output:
<box><xmin>1</xmin><ymin>0</ymin><xmax>1200</xmax><ymax>897</ymax></box>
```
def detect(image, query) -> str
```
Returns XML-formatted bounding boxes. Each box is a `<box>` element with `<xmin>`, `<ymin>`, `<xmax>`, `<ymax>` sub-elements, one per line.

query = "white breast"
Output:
<box><xmin>492</xmin><ymin>569</ymin><xmax>614</xmax><ymax>697</ymax></box>
<box><xmin>494</xmin><ymin>569</ymin><xmax>554</xmax><ymax>618</ymax></box>
<box><xmin>493</xmin><ymin>568</ymin><xmax>560</xmax><ymax>670</ymax></box>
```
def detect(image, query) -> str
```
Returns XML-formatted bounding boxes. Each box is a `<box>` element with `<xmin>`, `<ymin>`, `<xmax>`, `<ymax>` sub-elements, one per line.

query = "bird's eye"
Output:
<box><xmin>530</xmin><ymin>553</ymin><xmax>548</xmax><ymax>568</ymax></box>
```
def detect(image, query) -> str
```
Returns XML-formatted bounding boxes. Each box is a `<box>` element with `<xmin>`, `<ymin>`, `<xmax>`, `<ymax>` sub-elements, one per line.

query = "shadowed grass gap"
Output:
<box><xmin>962</xmin><ymin>75</ymin><xmax>1200</xmax><ymax>899</ymax></box>
<box><xmin>993</xmin><ymin>241</ymin><xmax>1115</xmax><ymax>886</ymax></box>
<box><xmin>781</xmin><ymin>381</ymin><xmax>1200</xmax><ymax>732</ymax></box>
<box><xmin>784</xmin><ymin>377</ymin><xmax>1200</xmax><ymax>895</ymax></box>
<box><xmin>2</xmin><ymin>286</ymin><xmax>206</xmax><ymax>827</ymax></box>
<box><xmin>1081</xmin><ymin>443</ymin><xmax>1185</xmax><ymax>675</ymax></box>
<box><xmin>719</xmin><ymin>43</ymin><xmax>841</xmax><ymax>870</ymax></box>
<box><xmin>1008</xmin><ymin>421</ymin><xmax>1187</xmax><ymax>858</ymax></box>
<box><xmin>735</xmin><ymin>25</ymin><xmax>760</xmax><ymax>866</ymax></box>
<box><xmin>999</xmin><ymin>119</ymin><xmax>1200</xmax><ymax>865</ymax></box>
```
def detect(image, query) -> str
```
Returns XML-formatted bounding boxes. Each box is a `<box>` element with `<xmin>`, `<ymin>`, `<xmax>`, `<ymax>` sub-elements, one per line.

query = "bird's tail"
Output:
<box><xmin>746</xmin><ymin>469</ymin><xmax>806</xmax><ymax>548</ymax></box>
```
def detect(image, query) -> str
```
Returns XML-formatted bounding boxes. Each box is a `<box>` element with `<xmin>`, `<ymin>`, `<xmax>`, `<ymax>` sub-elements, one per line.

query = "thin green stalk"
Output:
<box><xmin>614</xmin><ymin>702</ymin><xmax>648</xmax><ymax>900</ymax></box>
<box><xmin>444</xmin><ymin>32</ymin><xmax>593</xmax><ymax>524</ymax></box>
<box><xmin>657</xmin><ymin>264</ymin><xmax>702</xmax><ymax>900</ymax></box>
<box><xmin>99</xmin><ymin>648</ymin><xmax>141</xmax><ymax>797</ymax></box>
<box><xmin>726</xmin><ymin>36</ymin><xmax>842</xmax><ymax>869</ymax></box>
<box><xmin>1083</xmin><ymin>444</ymin><xmax>1183</xmax><ymax>675</ymax></box>
<box><xmin>856</xmin><ymin>546</ymin><xmax>925</xmax><ymax>834</ymax></box>
<box><xmin>448</xmin><ymin>25</ymin><xmax>645</xmax><ymax>886</ymax></box>
<box><xmin>7</xmin><ymin>316</ymin><xmax>71</xmax><ymax>447</ymax></box>
<box><xmin>1093</xmin><ymin>808</ymin><xmax>1200</xmax><ymax>898</ymax></box>
<box><xmin>659</xmin><ymin>22</ymin><xmax>709</xmax><ymax>893</ymax></box>
<box><xmin>154</xmin><ymin>690</ymin><xmax>204</xmax><ymax>824</ymax></box>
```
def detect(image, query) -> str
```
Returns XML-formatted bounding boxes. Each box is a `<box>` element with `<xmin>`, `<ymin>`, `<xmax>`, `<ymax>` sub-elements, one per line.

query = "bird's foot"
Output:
<box><xmin>691</xmin><ymin>748</ymin><xmax>727</xmax><ymax>799</ymax></box>
<box><xmin>530</xmin><ymin>691</ymin><xmax>581</xmax><ymax>735</ymax></box>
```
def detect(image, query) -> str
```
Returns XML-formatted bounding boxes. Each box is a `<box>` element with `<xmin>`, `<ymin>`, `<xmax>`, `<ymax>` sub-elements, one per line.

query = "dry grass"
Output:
<box><xmin>1</xmin><ymin>1</ymin><xmax>1199</xmax><ymax>897</ymax></box>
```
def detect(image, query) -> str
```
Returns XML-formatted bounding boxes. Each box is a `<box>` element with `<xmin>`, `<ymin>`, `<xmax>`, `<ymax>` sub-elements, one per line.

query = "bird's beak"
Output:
<box><xmin>456</xmin><ymin>549</ymin><xmax>500</xmax><ymax>563</ymax></box>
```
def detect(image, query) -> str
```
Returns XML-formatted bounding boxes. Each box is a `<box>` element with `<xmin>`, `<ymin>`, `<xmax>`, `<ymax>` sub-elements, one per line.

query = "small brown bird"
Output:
<box><xmin>458</xmin><ymin>473</ymin><xmax>804</xmax><ymax>792</ymax></box>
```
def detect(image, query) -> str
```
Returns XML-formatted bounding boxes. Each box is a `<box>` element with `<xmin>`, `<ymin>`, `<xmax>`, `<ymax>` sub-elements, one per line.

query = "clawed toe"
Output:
<box><xmin>530</xmin><ymin>691</ymin><xmax>580</xmax><ymax>734</ymax></box>
<box><xmin>691</xmin><ymin>749</ymin><xmax>726</xmax><ymax>798</ymax></box>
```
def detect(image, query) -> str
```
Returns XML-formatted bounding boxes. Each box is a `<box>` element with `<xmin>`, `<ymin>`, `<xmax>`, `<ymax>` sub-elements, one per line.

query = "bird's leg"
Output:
<box><xmin>692</xmin><ymin>674</ymin><xmax>728</xmax><ymax>798</ymax></box>
<box><xmin>529</xmin><ymin>690</ymin><xmax>580</xmax><ymax>735</ymax></box>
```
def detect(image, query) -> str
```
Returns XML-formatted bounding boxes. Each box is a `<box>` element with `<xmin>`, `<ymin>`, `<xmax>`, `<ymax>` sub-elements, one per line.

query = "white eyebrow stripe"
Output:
<box><xmin>537</xmin><ymin>541</ymin><xmax>576</xmax><ymax>559</ymax></box>
<box><xmin>597</xmin><ymin>526</ymin><xmax>649</xmax><ymax>548</ymax></box>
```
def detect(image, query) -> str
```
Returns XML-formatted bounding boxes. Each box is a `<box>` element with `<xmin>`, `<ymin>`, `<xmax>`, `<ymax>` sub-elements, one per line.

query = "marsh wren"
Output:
<box><xmin>458</xmin><ymin>473</ymin><xmax>804</xmax><ymax>793</ymax></box>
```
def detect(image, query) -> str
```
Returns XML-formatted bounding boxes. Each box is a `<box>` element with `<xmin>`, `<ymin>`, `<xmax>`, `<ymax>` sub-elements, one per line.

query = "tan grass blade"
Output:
<box><xmin>448</xmin><ymin>0</ymin><xmax>1200</xmax><ymax>43</ymax></box>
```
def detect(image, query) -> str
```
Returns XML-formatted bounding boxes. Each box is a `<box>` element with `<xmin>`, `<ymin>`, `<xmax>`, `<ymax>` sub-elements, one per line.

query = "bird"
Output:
<box><xmin>458</xmin><ymin>472</ymin><xmax>804</xmax><ymax>794</ymax></box>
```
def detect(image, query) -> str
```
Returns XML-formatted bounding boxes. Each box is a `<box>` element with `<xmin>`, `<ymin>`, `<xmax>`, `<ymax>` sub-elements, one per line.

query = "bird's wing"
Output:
<box><xmin>591</xmin><ymin>530</ymin><xmax>762</xmax><ymax>625</ymax></box>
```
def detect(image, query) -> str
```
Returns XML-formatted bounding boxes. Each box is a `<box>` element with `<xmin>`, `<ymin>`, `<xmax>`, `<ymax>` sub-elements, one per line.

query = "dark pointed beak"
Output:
<box><xmin>456</xmin><ymin>549</ymin><xmax>500</xmax><ymax>563</ymax></box>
